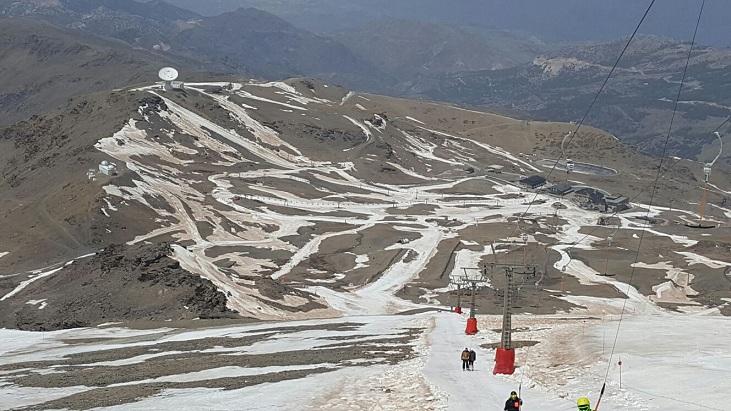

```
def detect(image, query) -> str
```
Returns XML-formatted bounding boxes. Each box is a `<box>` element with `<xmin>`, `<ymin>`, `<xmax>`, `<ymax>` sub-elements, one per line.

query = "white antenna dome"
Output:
<box><xmin>158</xmin><ymin>67</ymin><xmax>179</xmax><ymax>82</ymax></box>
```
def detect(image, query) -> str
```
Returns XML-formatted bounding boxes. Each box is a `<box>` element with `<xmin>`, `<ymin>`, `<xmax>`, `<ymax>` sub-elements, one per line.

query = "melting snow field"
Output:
<box><xmin>585</xmin><ymin>315</ymin><xmax>731</xmax><ymax>410</ymax></box>
<box><xmin>2</xmin><ymin>80</ymin><xmax>730</xmax><ymax>410</ymax></box>
<box><xmin>2</xmin><ymin>311</ymin><xmax>730</xmax><ymax>410</ymax></box>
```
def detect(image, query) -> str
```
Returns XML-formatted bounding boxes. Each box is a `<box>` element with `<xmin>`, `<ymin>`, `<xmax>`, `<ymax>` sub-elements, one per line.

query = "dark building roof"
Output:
<box><xmin>574</xmin><ymin>187</ymin><xmax>606</xmax><ymax>204</ymax></box>
<box><xmin>519</xmin><ymin>175</ymin><xmax>547</xmax><ymax>188</ymax></box>
<box><xmin>549</xmin><ymin>182</ymin><xmax>574</xmax><ymax>195</ymax></box>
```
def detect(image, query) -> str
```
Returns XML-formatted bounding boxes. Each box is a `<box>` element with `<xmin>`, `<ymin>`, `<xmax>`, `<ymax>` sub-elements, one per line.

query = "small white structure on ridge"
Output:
<box><xmin>99</xmin><ymin>160</ymin><xmax>117</xmax><ymax>176</ymax></box>
<box><xmin>158</xmin><ymin>67</ymin><xmax>184</xmax><ymax>91</ymax></box>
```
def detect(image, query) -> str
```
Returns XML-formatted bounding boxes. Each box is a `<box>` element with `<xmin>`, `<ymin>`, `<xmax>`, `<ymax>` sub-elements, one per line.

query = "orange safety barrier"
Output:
<box><xmin>465</xmin><ymin>317</ymin><xmax>478</xmax><ymax>335</ymax></box>
<box><xmin>493</xmin><ymin>347</ymin><xmax>515</xmax><ymax>375</ymax></box>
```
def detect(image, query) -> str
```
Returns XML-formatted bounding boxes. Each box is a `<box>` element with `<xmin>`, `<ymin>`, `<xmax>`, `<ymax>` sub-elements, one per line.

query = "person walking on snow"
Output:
<box><xmin>504</xmin><ymin>391</ymin><xmax>523</xmax><ymax>411</ymax></box>
<box><xmin>461</xmin><ymin>348</ymin><xmax>470</xmax><ymax>371</ymax></box>
<box><xmin>468</xmin><ymin>349</ymin><xmax>476</xmax><ymax>370</ymax></box>
<box><xmin>577</xmin><ymin>397</ymin><xmax>592</xmax><ymax>411</ymax></box>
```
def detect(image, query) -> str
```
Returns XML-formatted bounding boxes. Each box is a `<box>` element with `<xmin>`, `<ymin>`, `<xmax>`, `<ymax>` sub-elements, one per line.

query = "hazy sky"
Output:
<box><xmin>168</xmin><ymin>0</ymin><xmax>729</xmax><ymax>47</ymax></box>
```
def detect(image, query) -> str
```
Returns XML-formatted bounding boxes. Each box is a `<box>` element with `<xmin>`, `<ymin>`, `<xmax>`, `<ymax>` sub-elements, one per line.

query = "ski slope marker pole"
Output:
<box><xmin>594</xmin><ymin>382</ymin><xmax>606</xmax><ymax>411</ymax></box>
<box><xmin>618</xmin><ymin>359</ymin><xmax>623</xmax><ymax>389</ymax></box>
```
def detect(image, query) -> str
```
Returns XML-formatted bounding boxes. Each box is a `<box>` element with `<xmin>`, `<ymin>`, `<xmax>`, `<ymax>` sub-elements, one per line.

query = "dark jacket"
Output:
<box><xmin>468</xmin><ymin>350</ymin><xmax>476</xmax><ymax>362</ymax></box>
<box><xmin>504</xmin><ymin>398</ymin><xmax>522</xmax><ymax>411</ymax></box>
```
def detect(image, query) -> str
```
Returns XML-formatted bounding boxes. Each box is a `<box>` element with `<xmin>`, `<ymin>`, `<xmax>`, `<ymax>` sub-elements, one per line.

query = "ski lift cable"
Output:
<box><xmin>580</xmin><ymin>368</ymin><xmax>724</xmax><ymax>411</ymax></box>
<box><xmin>514</xmin><ymin>0</ymin><xmax>657</xmax><ymax>223</ymax></box>
<box><xmin>511</xmin><ymin>4</ymin><xmax>656</xmax><ymax>400</ymax></box>
<box><xmin>712</xmin><ymin>115</ymin><xmax>730</xmax><ymax>134</ymax></box>
<box><xmin>506</xmin><ymin>0</ymin><xmax>658</xmax><ymax>254</ymax></box>
<box><xmin>510</xmin><ymin>1</ymin><xmax>657</xmax><ymax>395</ymax></box>
<box><xmin>502</xmin><ymin>0</ymin><xmax>715</xmax><ymax>403</ymax></box>
<box><xmin>598</xmin><ymin>0</ymin><xmax>706</xmax><ymax>407</ymax></box>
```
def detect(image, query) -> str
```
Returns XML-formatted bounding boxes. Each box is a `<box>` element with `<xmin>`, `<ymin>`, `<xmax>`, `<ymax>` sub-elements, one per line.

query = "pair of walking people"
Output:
<box><xmin>460</xmin><ymin>347</ymin><xmax>476</xmax><ymax>371</ymax></box>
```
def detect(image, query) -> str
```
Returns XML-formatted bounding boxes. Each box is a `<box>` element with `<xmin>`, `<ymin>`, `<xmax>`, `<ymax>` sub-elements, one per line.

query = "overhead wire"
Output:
<box><xmin>712</xmin><ymin>115</ymin><xmax>730</xmax><ymax>134</ymax></box>
<box><xmin>504</xmin><ymin>0</ymin><xmax>658</xmax><ymax>270</ymax></box>
<box><xmin>543</xmin><ymin>63</ymin><xmax>731</xmax><ymax>279</ymax></box>
<box><xmin>502</xmin><ymin>0</ymin><xmax>727</xmax><ymax>406</ymax></box>
<box><xmin>557</xmin><ymin>112</ymin><xmax>726</xmax><ymax>266</ymax></box>
<box><xmin>515</xmin><ymin>0</ymin><xmax>658</xmax><ymax>222</ymax></box>
<box><xmin>560</xmin><ymin>111</ymin><xmax>728</xmax><ymax>252</ymax></box>
<box><xmin>512</xmin><ymin>3</ymin><xmax>731</xmax><ymax>250</ymax></box>
<box><xmin>596</xmin><ymin>1</ymin><xmax>706</xmax><ymax>409</ymax></box>
<box><xmin>579</xmin><ymin>367</ymin><xmax>725</xmax><ymax>411</ymax></box>
<box><xmin>509</xmin><ymin>1</ymin><xmax>659</xmax><ymax>404</ymax></box>
<box><xmin>475</xmin><ymin>0</ymin><xmax>723</xmax><ymax>405</ymax></box>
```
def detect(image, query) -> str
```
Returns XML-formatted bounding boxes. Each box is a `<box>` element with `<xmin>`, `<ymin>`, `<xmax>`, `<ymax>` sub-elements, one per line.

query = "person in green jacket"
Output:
<box><xmin>577</xmin><ymin>397</ymin><xmax>592</xmax><ymax>411</ymax></box>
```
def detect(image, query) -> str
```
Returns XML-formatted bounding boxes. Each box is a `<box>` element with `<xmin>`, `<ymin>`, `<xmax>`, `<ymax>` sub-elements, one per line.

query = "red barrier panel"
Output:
<box><xmin>493</xmin><ymin>347</ymin><xmax>515</xmax><ymax>375</ymax></box>
<box><xmin>465</xmin><ymin>317</ymin><xmax>478</xmax><ymax>335</ymax></box>
<box><xmin>454</xmin><ymin>306</ymin><xmax>463</xmax><ymax>314</ymax></box>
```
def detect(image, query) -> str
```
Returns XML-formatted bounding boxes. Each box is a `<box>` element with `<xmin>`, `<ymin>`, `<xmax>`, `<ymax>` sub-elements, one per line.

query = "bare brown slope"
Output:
<box><xmin>0</xmin><ymin>17</ymin><xmax>194</xmax><ymax>125</ymax></box>
<box><xmin>0</xmin><ymin>243</ymin><xmax>237</xmax><ymax>331</ymax></box>
<box><xmin>0</xmin><ymin>91</ymin><xmax>164</xmax><ymax>273</ymax></box>
<box><xmin>367</xmin><ymin>92</ymin><xmax>731</xmax><ymax>207</ymax></box>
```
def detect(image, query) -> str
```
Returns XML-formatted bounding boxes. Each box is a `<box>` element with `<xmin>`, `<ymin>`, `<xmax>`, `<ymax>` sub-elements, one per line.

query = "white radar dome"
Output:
<box><xmin>158</xmin><ymin>67</ymin><xmax>179</xmax><ymax>82</ymax></box>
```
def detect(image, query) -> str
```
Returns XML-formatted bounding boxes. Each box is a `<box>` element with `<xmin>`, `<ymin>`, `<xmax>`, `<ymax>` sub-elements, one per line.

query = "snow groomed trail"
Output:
<box><xmin>424</xmin><ymin>313</ymin><xmax>574</xmax><ymax>410</ymax></box>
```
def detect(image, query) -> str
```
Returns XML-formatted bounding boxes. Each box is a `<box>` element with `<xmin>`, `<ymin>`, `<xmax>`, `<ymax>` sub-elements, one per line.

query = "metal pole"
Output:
<box><xmin>501</xmin><ymin>268</ymin><xmax>513</xmax><ymax>349</ymax></box>
<box><xmin>618</xmin><ymin>359</ymin><xmax>623</xmax><ymax>389</ymax></box>
<box><xmin>469</xmin><ymin>282</ymin><xmax>477</xmax><ymax>318</ymax></box>
<box><xmin>523</xmin><ymin>242</ymin><xmax>527</xmax><ymax>265</ymax></box>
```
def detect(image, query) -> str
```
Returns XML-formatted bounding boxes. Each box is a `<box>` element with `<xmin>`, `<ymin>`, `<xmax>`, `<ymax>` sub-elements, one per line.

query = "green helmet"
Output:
<box><xmin>577</xmin><ymin>397</ymin><xmax>591</xmax><ymax>410</ymax></box>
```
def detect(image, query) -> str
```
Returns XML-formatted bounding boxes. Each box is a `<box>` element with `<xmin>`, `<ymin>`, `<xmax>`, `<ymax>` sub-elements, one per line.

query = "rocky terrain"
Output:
<box><xmin>0</xmin><ymin>3</ymin><xmax>729</xmax><ymax>409</ymax></box>
<box><xmin>0</xmin><ymin>243</ymin><xmax>236</xmax><ymax>331</ymax></box>
<box><xmin>161</xmin><ymin>1</ymin><xmax>731</xmax><ymax>166</ymax></box>
<box><xmin>1</xmin><ymin>76</ymin><xmax>729</xmax><ymax>333</ymax></box>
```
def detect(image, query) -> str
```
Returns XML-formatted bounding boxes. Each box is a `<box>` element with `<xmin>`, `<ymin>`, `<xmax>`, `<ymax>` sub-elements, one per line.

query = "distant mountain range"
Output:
<box><xmin>170</xmin><ymin>7</ymin><xmax>384</xmax><ymax>89</ymax></box>
<box><xmin>2</xmin><ymin>0</ymin><xmax>730</xmax><ymax>166</ymax></box>
<box><xmin>167</xmin><ymin>0</ymin><xmax>731</xmax><ymax>48</ymax></box>
<box><xmin>408</xmin><ymin>36</ymin><xmax>731</xmax><ymax>164</ymax></box>
<box><xmin>0</xmin><ymin>0</ymin><xmax>384</xmax><ymax>80</ymax></box>
<box><xmin>333</xmin><ymin>19</ymin><xmax>548</xmax><ymax>77</ymax></box>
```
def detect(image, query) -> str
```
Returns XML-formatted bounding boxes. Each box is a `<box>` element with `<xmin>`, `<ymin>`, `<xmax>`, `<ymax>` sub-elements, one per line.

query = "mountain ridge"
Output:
<box><xmin>1</xmin><ymin>76</ymin><xmax>728</xmax><ymax>330</ymax></box>
<box><xmin>407</xmin><ymin>35</ymin><xmax>731</xmax><ymax>165</ymax></box>
<box><xmin>0</xmin><ymin>16</ymin><xmax>198</xmax><ymax>125</ymax></box>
